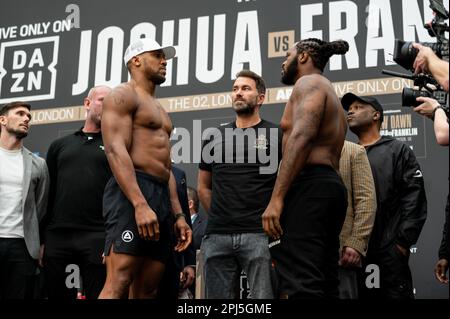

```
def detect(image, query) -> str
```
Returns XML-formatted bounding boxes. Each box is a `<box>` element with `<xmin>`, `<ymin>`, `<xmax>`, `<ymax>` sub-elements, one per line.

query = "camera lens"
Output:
<box><xmin>400</xmin><ymin>42</ymin><xmax>417</xmax><ymax>59</ymax></box>
<box><xmin>394</xmin><ymin>40</ymin><xmax>419</xmax><ymax>71</ymax></box>
<box><xmin>402</xmin><ymin>88</ymin><xmax>431</xmax><ymax>107</ymax></box>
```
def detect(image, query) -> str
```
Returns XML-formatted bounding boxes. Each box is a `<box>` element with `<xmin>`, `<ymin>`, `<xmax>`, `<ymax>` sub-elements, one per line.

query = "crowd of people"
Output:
<box><xmin>0</xmin><ymin>37</ymin><xmax>448</xmax><ymax>299</ymax></box>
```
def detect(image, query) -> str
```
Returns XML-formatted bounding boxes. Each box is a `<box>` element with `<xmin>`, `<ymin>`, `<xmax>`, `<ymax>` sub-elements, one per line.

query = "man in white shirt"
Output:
<box><xmin>0</xmin><ymin>101</ymin><xmax>49</xmax><ymax>299</ymax></box>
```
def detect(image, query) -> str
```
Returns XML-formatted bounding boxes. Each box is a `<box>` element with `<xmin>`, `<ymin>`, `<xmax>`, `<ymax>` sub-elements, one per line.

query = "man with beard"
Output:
<box><xmin>198</xmin><ymin>70</ymin><xmax>281</xmax><ymax>299</ymax></box>
<box><xmin>42</xmin><ymin>85</ymin><xmax>112</xmax><ymax>299</ymax></box>
<box><xmin>98</xmin><ymin>39</ymin><xmax>192</xmax><ymax>299</ymax></box>
<box><xmin>262</xmin><ymin>39</ymin><xmax>349</xmax><ymax>298</ymax></box>
<box><xmin>0</xmin><ymin>102</ymin><xmax>49</xmax><ymax>299</ymax></box>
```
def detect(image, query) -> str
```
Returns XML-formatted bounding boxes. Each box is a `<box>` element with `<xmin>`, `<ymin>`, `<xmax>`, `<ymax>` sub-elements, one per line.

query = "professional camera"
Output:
<box><xmin>382</xmin><ymin>0</ymin><xmax>449</xmax><ymax>110</ymax></box>
<box><xmin>393</xmin><ymin>38</ymin><xmax>448</xmax><ymax>72</ymax></box>
<box><xmin>393</xmin><ymin>0</ymin><xmax>449</xmax><ymax>71</ymax></box>
<box><xmin>403</xmin><ymin>87</ymin><xmax>448</xmax><ymax>107</ymax></box>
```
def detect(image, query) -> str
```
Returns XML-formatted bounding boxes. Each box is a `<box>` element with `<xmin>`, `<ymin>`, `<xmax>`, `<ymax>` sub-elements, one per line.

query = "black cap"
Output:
<box><xmin>341</xmin><ymin>93</ymin><xmax>384</xmax><ymax>123</ymax></box>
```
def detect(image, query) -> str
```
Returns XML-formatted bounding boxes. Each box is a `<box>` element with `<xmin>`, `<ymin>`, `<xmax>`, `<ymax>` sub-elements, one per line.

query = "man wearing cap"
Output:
<box><xmin>98</xmin><ymin>38</ymin><xmax>192</xmax><ymax>299</ymax></box>
<box><xmin>342</xmin><ymin>92</ymin><xmax>427</xmax><ymax>299</ymax></box>
<box><xmin>0</xmin><ymin>101</ymin><xmax>49</xmax><ymax>299</ymax></box>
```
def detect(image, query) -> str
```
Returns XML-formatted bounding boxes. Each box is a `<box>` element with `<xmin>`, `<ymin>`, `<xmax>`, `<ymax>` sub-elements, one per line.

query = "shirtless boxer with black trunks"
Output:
<box><xmin>98</xmin><ymin>38</ymin><xmax>192</xmax><ymax>299</ymax></box>
<box><xmin>262</xmin><ymin>38</ymin><xmax>349</xmax><ymax>299</ymax></box>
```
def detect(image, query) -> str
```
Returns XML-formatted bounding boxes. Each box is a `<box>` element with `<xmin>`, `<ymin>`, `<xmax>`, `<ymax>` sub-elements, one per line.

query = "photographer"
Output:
<box><xmin>412</xmin><ymin>43</ymin><xmax>449</xmax><ymax>92</ymax></box>
<box><xmin>412</xmin><ymin>47</ymin><xmax>449</xmax><ymax>285</ymax></box>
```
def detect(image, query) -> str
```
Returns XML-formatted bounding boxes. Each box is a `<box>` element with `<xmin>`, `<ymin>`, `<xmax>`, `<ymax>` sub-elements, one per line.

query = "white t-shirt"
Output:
<box><xmin>0</xmin><ymin>146</ymin><xmax>24</xmax><ymax>238</ymax></box>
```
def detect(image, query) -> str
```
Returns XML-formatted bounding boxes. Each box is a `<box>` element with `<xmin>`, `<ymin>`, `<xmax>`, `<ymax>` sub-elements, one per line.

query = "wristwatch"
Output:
<box><xmin>174</xmin><ymin>212</ymin><xmax>186</xmax><ymax>220</ymax></box>
<box><xmin>431</xmin><ymin>106</ymin><xmax>443</xmax><ymax>121</ymax></box>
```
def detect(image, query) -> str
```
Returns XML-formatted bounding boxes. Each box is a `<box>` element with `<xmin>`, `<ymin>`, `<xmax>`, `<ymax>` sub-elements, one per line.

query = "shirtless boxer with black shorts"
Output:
<box><xmin>98</xmin><ymin>38</ymin><xmax>192</xmax><ymax>299</ymax></box>
<box><xmin>262</xmin><ymin>39</ymin><xmax>349</xmax><ymax>299</ymax></box>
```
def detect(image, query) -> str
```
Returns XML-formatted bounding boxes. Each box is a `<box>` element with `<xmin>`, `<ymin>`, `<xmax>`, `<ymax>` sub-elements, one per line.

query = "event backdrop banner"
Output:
<box><xmin>1</xmin><ymin>0</ymin><xmax>448</xmax><ymax>298</ymax></box>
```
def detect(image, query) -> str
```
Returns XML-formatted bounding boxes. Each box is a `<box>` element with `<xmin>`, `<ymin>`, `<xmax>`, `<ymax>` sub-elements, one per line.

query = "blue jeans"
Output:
<box><xmin>201</xmin><ymin>233</ymin><xmax>274</xmax><ymax>299</ymax></box>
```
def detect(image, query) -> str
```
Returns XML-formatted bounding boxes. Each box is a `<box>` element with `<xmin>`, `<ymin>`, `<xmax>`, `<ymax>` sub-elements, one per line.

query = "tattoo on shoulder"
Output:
<box><xmin>299</xmin><ymin>76</ymin><xmax>321</xmax><ymax>91</ymax></box>
<box><xmin>113</xmin><ymin>92</ymin><xmax>126</xmax><ymax>105</ymax></box>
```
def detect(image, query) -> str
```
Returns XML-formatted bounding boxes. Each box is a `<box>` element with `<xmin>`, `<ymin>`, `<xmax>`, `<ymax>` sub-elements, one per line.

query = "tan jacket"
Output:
<box><xmin>338</xmin><ymin>141</ymin><xmax>376</xmax><ymax>257</ymax></box>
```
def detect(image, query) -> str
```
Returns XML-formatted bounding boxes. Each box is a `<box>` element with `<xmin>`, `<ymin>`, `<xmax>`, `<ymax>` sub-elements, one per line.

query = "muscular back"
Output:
<box><xmin>280</xmin><ymin>74</ymin><xmax>347</xmax><ymax>170</ymax></box>
<box><xmin>102</xmin><ymin>83</ymin><xmax>173</xmax><ymax>183</ymax></box>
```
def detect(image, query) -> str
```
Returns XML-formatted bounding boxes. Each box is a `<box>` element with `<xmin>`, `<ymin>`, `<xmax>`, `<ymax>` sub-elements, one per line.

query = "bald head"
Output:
<box><xmin>87</xmin><ymin>85</ymin><xmax>111</xmax><ymax>100</ymax></box>
<box><xmin>84</xmin><ymin>85</ymin><xmax>111</xmax><ymax>131</ymax></box>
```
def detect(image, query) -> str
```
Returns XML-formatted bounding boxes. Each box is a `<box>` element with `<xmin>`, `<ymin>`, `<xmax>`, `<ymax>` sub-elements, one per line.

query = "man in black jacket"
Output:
<box><xmin>342</xmin><ymin>93</ymin><xmax>427</xmax><ymax>299</ymax></box>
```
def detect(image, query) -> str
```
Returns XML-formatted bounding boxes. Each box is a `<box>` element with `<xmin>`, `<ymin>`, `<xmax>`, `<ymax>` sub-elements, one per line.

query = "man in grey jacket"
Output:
<box><xmin>0</xmin><ymin>101</ymin><xmax>49</xmax><ymax>299</ymax></box>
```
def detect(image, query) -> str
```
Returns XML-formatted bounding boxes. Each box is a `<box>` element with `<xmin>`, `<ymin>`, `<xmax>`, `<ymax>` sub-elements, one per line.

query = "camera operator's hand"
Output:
<box><xmin>415</xmin><ymin>97</ymin><xmax>449</xmax><ymax>146</ymax></box>
<box><xmin>412</xmin><ymin>43</ymin><xmax>449</xmax><ymax>92</ymax></box>
<box><xmin>414</xmin><ymin>96</ymin><xmax>441</xmax><ymax>119</ymax></box>
<box><xmin>412</xmin><ymin>43</ymin><xmax>435</xmax><ymax>75</ymax></box>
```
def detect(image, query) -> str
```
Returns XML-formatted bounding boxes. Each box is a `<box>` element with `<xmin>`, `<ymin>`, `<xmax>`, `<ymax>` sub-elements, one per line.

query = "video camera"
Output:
<box><xmin>382</xmin><ymin>0</ymin><xmax>449</xmax><ymax>109</ymax></box>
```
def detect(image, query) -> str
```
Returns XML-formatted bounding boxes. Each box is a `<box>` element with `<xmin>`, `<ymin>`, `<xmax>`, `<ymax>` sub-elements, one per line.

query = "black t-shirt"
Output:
<box><xmin>43</xmin><ymin>129</ymin><xmax>112</xmax><ymax>233</ymax></box>
<box><xmin>199</xmin><ymin>119</ymin><xmax>282</xmax><ymax>234</ymax></box>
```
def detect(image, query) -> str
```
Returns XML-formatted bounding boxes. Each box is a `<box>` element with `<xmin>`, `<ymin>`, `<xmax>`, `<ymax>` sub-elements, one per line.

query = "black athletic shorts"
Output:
<box><xmin>270</xmin><ymin>165</ymin><xmax>347</xmax><ymax>299</ymax></box>
<box><xmin>103</xmin><ymin>170</ymin><xmax>171</xmax><ymax>263</ymax></box>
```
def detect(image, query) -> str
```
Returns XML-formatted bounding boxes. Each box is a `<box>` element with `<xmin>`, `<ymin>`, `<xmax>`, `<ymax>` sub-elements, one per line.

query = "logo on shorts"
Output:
<box><xmin>121</xmin><ymin>230</ymin><xmax>134</xmax><ymax>242</ymax></box>
<box><xmin>413</xmin><ymin>170</ymin><xmax>423</xmax><ymax>178</ymax></box>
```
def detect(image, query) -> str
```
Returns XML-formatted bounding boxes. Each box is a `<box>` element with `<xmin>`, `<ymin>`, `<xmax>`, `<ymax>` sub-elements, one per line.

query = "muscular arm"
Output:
<box><xmin>102</xmin><ymin>86</ymin><xmax>144</xmax><ymax>206</ymax></box>
<box><xmin>197</xmin><ymin>169</ymin><xmax>212</xmax><ymax>213</ymax></box>
<box><xmin>271</xmin><ymin>76</ymin><xmax>325</xmax><ymax>202</ymax></box>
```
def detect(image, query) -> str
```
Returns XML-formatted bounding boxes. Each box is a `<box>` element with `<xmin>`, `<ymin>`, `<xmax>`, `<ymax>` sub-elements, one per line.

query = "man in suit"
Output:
<box><xmin>0</xmin><ymin>101</ymin><xmax>49</xmax><ymax>299</ymax></box>
<box><xmin>157</xmin><ymin>165</ymin><xmax>196</xmax><ymax>299</ymax></box>
<box><xmin>185</xmin><ymin>186</ymin><xmax>207</xmax><ymax>298</ymax></box>
<box><xmin>187</xmin><ymin>186</ymin><xmax>207</xmax><ymax>251</ymax></box>
<box><xmin>338</xmin><ymin>140</ymin><xmax>376</xmax><ymax>298</ymax></box>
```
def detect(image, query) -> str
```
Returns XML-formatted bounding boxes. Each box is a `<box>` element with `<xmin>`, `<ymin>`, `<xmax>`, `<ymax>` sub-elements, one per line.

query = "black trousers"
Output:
<box><xmin>0</xmin><ymin>238</ymin><xmax>37</xmax><ymax>299</ymax></box>
<box><xmin>157</xmin><ymin>250</ymin><xmax>181</xmax><ymax>299</ymax></box>
<box><xmin>338</xmin><ymin>266</ymin><xmax>360</xmax><ymax>299</ymax></box>
<box><xmin>43</xmin><ymin>229</ymin><xmax>106</xmax><ymax>299</ymax></box>
<box><xmin>360</xmin><ymin>244</ymin><xmax>414</xmax><ymax>299</ymax></box>
<box><xmin>270</xmin><ymin>165</ymin><xmax>347</xmax><ymax>299</ymax></box>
